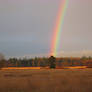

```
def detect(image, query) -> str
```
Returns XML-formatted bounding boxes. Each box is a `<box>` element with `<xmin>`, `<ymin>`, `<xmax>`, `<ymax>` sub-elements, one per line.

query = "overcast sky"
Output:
<box><xmin>0</xmin><ymin>0</ymin><xmax>92</xmax><ymax>58</ymax></box>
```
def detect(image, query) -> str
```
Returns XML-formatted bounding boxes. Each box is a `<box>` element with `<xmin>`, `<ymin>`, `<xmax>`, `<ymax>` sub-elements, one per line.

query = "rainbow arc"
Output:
<box><xmin>50</xmin><ymin>0</ymin><xmax>69</xmax><ymax>56</ymax></box>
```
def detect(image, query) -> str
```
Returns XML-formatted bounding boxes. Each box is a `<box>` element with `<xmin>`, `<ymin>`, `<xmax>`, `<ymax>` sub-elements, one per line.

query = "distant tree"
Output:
<box><xmin>0</xmin><ymin>60</ymin><xmax>6</xmax><ymax>69</ymax></box>
<box><xmin>0</xmin><ymin>53</ymin><xmax>5</xmax><ymax>61</ymax></box>
<box><xmin>40</xmin><ymin>57</ymin><xmax>49</xmax><ymax>67</ymax></box>
<box><xmin>81</xmin><ymin>56</ymin><xmax>87</xmax><ymax>60</ymax></box>
<box><xmin>57</xmin><ymin>60</ymin><xmax>63</xmax><ymax>67</ymax></box>
<box><xmin>0</xmin><ymin>53</ymin><xmax>5</xmax><ymax>69</ymax></box>
<box><xmin>9</xmin><ymin>58</ymin><xmax>18</xmax><ymax>67</ymax></box>
<box><xmin>88</xmin><ymin>56</ymin><xmax>92</xmax><ymax>60</ymax></box>
<box><xmin>21</xmin><ymin>58</ymin><xmax>28</xmax><ymax>67</ymax></box>
<box><xmin>49</xmin><ymin>56</ymin><xmax>56</xmax><ymax>69</ymax></box>
<box><xmin>28</xmin><ymin>59</ymin><xmax>33</xmax><ymax>67</ymax></box>
<box><xmin>34</xmin><ymin>57</ymin><xmax>39</xmax><ymax>67</ymax></box>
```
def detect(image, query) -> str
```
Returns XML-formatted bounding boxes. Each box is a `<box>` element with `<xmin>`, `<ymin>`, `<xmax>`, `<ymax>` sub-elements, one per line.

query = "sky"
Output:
<box><xmin>0</xmin><ymin>0</ymin><xmax>92</xmax><ymax>58</ymax></box>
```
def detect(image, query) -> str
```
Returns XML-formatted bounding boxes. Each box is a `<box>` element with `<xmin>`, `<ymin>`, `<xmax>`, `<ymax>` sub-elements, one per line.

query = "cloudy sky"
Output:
<box><xmin>0</xmin><ymin>0</ymin><xmax>92</xmax><ymax>58</ymax></box>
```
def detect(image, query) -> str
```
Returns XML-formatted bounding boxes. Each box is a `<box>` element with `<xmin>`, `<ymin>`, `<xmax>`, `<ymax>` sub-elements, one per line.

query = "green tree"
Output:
<box><xmin>49</xmin><ymin>56</ymin><xmax>56</xmax><ymax>69</ymax></box>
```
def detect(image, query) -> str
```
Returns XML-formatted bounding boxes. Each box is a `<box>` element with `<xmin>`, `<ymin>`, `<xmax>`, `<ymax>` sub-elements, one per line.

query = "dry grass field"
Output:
<box><xmin>0</xmin><ymin>68</ymin><xmax>92</xmax><ymax>92</ymax></box>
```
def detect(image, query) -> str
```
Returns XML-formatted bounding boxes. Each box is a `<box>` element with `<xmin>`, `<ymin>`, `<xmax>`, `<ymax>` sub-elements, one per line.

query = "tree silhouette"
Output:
<box><xmin>49</xmin><ymin>56</ymin><xmax>56</xmax><ymax>69</ymax></box>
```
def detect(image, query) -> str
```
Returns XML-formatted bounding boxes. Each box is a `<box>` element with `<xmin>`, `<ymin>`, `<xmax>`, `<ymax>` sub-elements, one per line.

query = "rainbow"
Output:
<box><xmin>50</xmin><ymin>0</ymin><xmax>69</xmax><ymax>56</ymax></box>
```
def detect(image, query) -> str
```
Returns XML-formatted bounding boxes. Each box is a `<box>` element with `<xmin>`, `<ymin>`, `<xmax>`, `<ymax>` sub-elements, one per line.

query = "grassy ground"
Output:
<box><xmin>0</xmin><ymin>68</ymin><xmax>92</xmax><ymax>92</ymax></box>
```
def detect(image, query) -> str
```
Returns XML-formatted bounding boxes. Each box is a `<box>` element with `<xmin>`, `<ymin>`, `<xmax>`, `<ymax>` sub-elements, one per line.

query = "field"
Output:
<box><xmin>0</xmin><ymin>68</ymin><xmax>92</xmax><ymax>92</ymax></box>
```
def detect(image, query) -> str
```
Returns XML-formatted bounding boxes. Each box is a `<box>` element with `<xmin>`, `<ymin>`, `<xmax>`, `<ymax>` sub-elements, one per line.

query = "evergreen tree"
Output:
<box><xmin>49</xmin><ymin>56</ymin><xmax>56</xmax><ymax>69</ymax></box>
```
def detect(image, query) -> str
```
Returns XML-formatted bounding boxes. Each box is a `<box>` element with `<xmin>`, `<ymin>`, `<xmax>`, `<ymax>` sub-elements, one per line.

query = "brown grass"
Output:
<box><xmin>2</xmin><ymin>67</ymin><xmax>41</xmax><ymax>70</ymax></box>
<box><xmin>0</xmin><ymin>68</ymin><xmax>92</xmax><ymax>92</ymax></box>
<box><xmin>64</xmin><ymin>66</ymin><xmax>87</xmax><ymax>69</ymax></box>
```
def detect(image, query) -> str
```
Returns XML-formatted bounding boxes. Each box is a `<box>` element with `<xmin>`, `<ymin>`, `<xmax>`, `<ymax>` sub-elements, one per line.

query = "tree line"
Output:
<box><xmin>0</xmin><ymin>54</ymin><xmax>92</xmax><ymax>68</ymax></box>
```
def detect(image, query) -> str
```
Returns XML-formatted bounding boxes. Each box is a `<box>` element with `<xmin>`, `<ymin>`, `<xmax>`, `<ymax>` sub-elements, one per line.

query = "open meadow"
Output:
<box><xmin>0</xmin><ymin>68</ymin><xmax>92</xmax><ymax>92</ymax></box>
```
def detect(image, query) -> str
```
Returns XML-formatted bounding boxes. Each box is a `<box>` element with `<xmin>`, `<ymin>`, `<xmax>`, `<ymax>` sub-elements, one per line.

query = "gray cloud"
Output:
<box><xmin>0</xmin><ymin>0</ymin><xmax>92</xmax><ymax>58</ymax></box>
